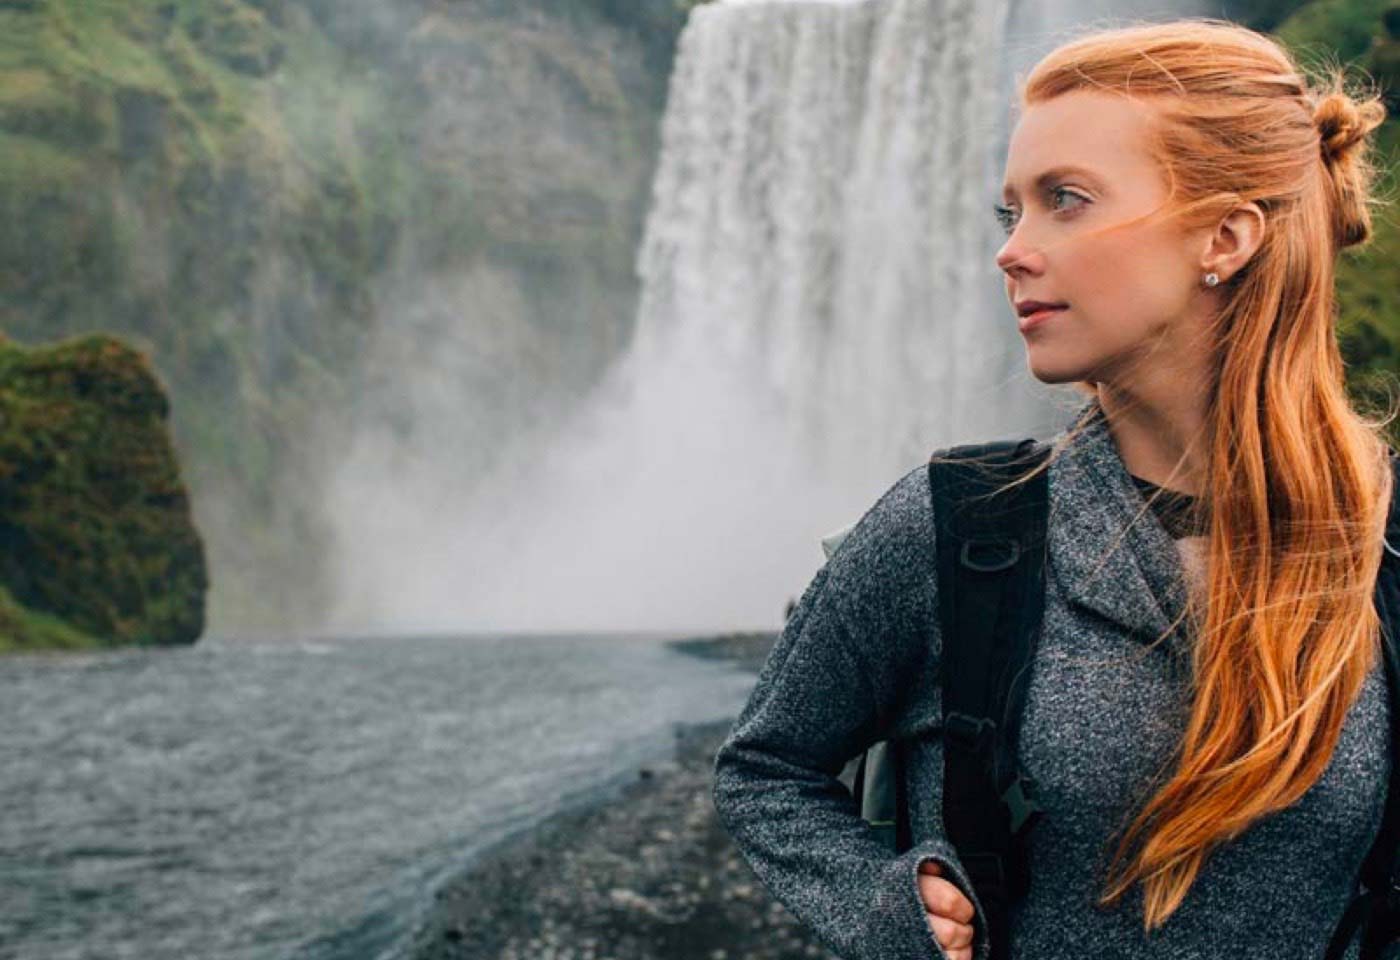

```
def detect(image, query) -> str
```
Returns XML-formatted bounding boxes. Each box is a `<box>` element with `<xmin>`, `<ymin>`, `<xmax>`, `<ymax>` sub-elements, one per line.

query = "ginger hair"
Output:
<box><xmin>999</xmin><ymin>16</ymin><xmax>1395</xmax><ymax>929</ymax></box>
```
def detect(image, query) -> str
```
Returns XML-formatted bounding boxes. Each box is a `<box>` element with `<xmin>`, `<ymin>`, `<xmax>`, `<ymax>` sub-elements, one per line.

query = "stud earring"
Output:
<box><xmin>1202</xmin><ymin>272</ymin><xmax>1220</xmax><ymax>287</ymax></box>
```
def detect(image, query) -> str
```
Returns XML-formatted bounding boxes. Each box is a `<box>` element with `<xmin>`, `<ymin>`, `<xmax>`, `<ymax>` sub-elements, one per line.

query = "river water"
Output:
<box><xmin>0</xmin><ymin>633</ymin><xmax>757</xmax><ymax>960</ymax></box>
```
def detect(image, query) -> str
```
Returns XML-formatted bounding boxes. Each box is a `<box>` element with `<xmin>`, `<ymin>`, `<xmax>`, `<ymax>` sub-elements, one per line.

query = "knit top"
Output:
<box><xmin>1127</xmin><ymin>474</ymin><xmax>1208</xmax><ymax>539</ymax></box>
<box><xmin>712</xmin><ymin>397</ymin><xmax>1390</xmax><ymax>960</ymax></box>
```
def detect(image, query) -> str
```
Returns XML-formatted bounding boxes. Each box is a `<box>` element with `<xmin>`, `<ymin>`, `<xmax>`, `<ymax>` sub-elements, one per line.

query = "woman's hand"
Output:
<box><xmin>917</xmin><ymin>860</ymin><xmax>977</xmax><ymax>960</ymax></box>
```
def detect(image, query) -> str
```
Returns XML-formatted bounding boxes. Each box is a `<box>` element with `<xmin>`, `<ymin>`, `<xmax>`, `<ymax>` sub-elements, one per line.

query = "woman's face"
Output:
<box><xmin>995</xmin><ymin>89</ymin><xmax>1207</xmax><ymax>386</ymax></box>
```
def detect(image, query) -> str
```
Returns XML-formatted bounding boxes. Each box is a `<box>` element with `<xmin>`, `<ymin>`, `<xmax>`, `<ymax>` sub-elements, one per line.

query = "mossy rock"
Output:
<box><xmin>187</xmin><ymin>0</ymin><xmax>285</xmax><ymax>77</ymax></box>
<box><xmin>0</xmin><ymin>332</ymin><xmax>208</xmax><ymax>648</ymax></box>
<box><xmin>0</xmin><ymin>582</ymin><xmax>101</xmax><ymax>652</ymax></box>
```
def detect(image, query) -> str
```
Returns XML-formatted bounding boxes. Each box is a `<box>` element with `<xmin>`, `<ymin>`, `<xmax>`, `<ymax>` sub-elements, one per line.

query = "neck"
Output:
<box><xmin>1095</xmin><ymin>377</ymin><xmax>1210</xmax><ymax>498</ymax></box>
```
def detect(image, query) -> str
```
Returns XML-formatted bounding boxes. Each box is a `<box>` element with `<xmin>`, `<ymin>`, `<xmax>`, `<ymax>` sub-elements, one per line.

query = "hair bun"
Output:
<box><xmin>1307</xmin><ymin>87</ymin><xmax>1387</xmax><ymax>248</ymax></box>
<box><xmin>1312</xmin><ymin>91</ymin><xmax>1382</xmax><ymax>165</ymax></box>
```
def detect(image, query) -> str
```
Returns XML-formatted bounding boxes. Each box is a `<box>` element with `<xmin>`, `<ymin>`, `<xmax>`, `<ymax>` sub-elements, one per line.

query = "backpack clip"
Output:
<box><xmin>960</xmin><ymin>538</ymin><xmax>1022</xmax><ymax>573</ymax></box>
<box><xmin>944</xmin><ymin>711</ymin><xmax>997</xmax><ymax>755</ymax></box>
<box><xmin>1000</xmin><ymin>772</ymin><xmax>1045</xmax><ymax>837</ymax></box>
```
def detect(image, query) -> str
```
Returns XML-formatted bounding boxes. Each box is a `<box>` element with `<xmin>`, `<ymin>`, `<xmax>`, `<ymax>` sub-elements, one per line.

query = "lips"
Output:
<box><xmin>1015</xmin><ymin>299</ymin><xmax>1068</xmax><ymax>317</ymax></box>
<box><xmin>1017</xmin><ymin>303</ymin><xmax>1066</xmax><ymax>332</ymax></box>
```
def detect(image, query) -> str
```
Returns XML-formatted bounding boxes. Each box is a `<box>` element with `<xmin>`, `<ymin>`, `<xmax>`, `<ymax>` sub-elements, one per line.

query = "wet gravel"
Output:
<box><xmin>409</xmin><ymin>632</ymin><xmax>843</xmax><ymax>960</ymax></box>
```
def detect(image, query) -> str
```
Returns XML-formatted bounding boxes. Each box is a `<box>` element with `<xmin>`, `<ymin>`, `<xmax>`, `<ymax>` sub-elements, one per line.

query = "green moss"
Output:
<box><xmin>0</xmin><ymin>129</ymin><xmax>85</xmax><ymax>183</ymax></box>
<box><xmin>1277</xmin><ymin>0</ymin><xmax>1395</xmax><ymax>65</ymax></box>
<box><xmin>0</xmin><ymin>333</ymin><xmax>208</xmax><ymax>648</ymax></box>
<box><xmin>538</xmin><ymin>0</ymin><xmax>711</xmax><ymax>96</ymax></box>
<box><xmin>185</xmin><ymin>0</ymin><xmax>284</xmax><ymax>76</ymax></box>
<box><xmin>0</xmin><ymin>583</ymin><xmax>105</xmax><ymax>653</ymax></box>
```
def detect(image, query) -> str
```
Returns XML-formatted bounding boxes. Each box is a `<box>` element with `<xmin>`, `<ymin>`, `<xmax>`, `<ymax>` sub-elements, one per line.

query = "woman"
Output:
<box><xmin>710</xmin><ymin>17</ymin><xmax>1397</xmax><ymax>960</ymax></box>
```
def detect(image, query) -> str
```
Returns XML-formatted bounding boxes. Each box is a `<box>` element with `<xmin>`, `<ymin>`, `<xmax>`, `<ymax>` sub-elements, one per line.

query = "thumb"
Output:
<box><xmin>918</xmin><ymin>860</ymin><xmax>944</xmax><ymax>876</ymax></box>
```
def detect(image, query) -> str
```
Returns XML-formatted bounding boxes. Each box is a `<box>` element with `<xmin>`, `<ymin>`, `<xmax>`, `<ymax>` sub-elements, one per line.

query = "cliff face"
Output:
<box><xmin>0</xmin><ymin>0</ymin><xmax>703</xmax><ymax>634</ymax></box>
<box><xmin>0</xmin><ymin>334</ymin><xmax>207</xmax><ymax>651</ymax></box>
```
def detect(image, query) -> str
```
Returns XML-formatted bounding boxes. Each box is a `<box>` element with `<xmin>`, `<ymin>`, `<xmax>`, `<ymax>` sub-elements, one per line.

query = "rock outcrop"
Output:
<box><xmin>0</xmin><ymin>333</ymin><xmax>207</xmax><ymax>650</ymax></box>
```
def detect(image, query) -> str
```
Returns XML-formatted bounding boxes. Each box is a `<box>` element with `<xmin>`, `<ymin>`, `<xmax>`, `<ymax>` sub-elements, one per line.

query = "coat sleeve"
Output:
<box><xmin>710</xmin><ymin>465</ymin><xmax>991</xmax><ymax>960</ymax></box>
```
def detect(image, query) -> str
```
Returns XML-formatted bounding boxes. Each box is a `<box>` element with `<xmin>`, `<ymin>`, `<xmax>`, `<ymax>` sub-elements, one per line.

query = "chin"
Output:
<box><xmin>1024</xmin><ymin>352</ymin><xmax>1090</xmax><ymax>386</ymax></box>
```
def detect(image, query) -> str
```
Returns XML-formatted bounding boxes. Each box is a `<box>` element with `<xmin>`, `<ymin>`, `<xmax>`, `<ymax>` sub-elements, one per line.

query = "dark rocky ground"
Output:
<box><xmin>409</xmin><ymin>631</ymin><xmax>845</xmax><ymax>960</ymax></box>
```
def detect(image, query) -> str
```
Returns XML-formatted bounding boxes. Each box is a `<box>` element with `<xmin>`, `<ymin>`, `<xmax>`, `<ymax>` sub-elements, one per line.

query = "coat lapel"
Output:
<box><xmin>1045</xmin><ymin>397</ymin><xmax>1194</xmax><ymax>656</ymax></box>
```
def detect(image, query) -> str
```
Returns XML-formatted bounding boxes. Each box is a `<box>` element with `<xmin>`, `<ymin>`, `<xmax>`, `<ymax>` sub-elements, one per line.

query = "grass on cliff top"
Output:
<box><xmin>0</xmin><ymin>584</ymin><xmax>104</xmax><ymax>654</ymax></box>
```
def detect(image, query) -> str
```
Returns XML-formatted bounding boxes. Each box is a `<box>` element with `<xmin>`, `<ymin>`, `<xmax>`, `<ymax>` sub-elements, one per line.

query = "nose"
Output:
<box><xmin>995</xmin><ymin>232</ymin><xmax>1041</xmax><ymax>277</ymax></box>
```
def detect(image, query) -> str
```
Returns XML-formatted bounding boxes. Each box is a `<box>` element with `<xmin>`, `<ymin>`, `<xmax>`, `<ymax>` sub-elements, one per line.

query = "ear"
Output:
<box><xmin>1199</xmin><ymin>201</ymin><xmax>1265</xmax><ymax>282</ymax></box>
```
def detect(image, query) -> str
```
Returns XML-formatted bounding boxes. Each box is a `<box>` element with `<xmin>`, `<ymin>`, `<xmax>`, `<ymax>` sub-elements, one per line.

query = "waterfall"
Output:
<box><xmin>635</xmin><ymin>0</ymin><xmax>1037</xmax><ymax>483</ymax></box>
<box><xmin>323</xmin><ymin>0</ymin><xmax>1204</xmax><ymax>636</ymax></box>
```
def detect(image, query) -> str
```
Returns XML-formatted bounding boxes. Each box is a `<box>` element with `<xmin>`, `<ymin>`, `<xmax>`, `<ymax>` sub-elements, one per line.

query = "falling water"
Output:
<box><xmin>323</xmin><ymin>0</ymin><xmax>1204</xmax><ymax>636</ymax></box>
<box><xmin>633</xmin><ymin>0</ymin><xmax>1037</xmax><ymax>479</ymax></box>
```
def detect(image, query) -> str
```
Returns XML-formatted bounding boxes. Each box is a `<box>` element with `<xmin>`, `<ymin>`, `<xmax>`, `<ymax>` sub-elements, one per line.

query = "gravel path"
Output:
<box><xmin>409</xmin><ymin>632</ymin><xmax>842</xmax><ymax>960</ymax></box>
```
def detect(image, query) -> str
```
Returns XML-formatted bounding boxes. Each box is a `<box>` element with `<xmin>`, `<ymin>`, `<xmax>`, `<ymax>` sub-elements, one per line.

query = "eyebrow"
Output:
<box><xmin>1000</xmin><ymin>165</ymin><xmax>1104</xmax><ymax>202</ymax></box>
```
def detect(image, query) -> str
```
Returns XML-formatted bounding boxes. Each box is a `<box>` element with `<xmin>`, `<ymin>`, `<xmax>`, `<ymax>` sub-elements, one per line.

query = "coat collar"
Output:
<box><xmin>1045</xmin><ymin>396</ymin><xmax>1194</xmax><ymax>656</ymax></box>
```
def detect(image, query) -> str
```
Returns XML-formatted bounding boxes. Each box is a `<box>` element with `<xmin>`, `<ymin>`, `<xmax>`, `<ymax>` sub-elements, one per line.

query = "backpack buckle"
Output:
<box><xmin>944</xmin><ymin>711</ymin><xmax>997</xmax><ymax>755</ymax></box>
<box><xmin>960</xmin><ymin>538</ymin><xmax>1021</xmax><ymax>573</ymax></box>
<box><xmin>1000</xmin><ymin>773</ymin><xmax>1045</xmax><ymax>837</ymax></box>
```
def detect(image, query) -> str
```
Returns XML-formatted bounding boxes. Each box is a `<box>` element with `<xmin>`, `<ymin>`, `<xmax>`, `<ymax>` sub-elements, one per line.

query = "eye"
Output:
<box><xmin>1050</xmin><ymin>185</ymin><xmax>1089</xmax><ymax>213</ymax></box>
<box><xmin>993</xmin><ymin>202</ymin><xmax>1017</xmax><ymax>235</ymax></box>
<box><xmin>993</xmin><ymin>186</ymin><xmax>1090</xmax><ymax>235</ymax></box>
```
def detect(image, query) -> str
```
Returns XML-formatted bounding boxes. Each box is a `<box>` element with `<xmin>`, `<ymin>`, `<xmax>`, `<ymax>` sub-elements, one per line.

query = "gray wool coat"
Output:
<box><xmin>710</xmin><ymin>396</ymin><xmax>1391</xmax><ymax>960</ymax></box>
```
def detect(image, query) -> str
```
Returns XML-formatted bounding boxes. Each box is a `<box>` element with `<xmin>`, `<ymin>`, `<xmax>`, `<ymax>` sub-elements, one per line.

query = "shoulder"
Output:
<box><xmin>821</xmin><ymin>462</ymin><xmax>935</xmax><ymax>569</ymax></box>
<box><xmin>822</xmin><ymin>437</ymin><xmax>1055</xmax><ymax>561</ymax></box>
<box><xmin>807</xmin><ymin>463</ymin><xmax>938</xmax><ymax>654</ymax></box>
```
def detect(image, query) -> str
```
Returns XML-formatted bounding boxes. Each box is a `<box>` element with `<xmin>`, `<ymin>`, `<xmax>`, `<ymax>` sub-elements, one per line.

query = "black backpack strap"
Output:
<box><xmin>1329</xmin><ymin>453</ymin><xmax>1400</xmax><ymax>960</ymax></box>
<box><xmin>929</xmin><ymin>437</ymin><xmax>1051</xmax><ymax>960</ymax></box>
